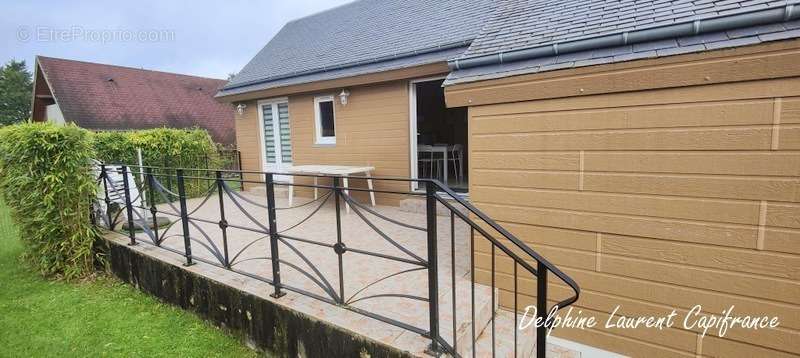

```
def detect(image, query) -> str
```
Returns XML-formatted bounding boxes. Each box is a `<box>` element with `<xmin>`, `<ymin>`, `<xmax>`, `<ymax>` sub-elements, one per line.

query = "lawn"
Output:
<box><xmin>0</xmin><ymin>199</ymin><xmax>258</xmax><ymax>357</ymax></box>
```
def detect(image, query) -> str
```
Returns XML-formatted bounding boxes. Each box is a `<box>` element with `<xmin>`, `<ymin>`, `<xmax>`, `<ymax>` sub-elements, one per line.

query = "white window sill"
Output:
<box><xmin>314</xmin><ymin>138</ymin><xmax>336</xmax><ymax>146</ymax></box>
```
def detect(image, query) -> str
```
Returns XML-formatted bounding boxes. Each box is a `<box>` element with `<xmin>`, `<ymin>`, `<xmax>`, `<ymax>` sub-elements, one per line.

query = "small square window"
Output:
<box><xmin>314</xmin><ymin>95</ymin><xmax>336</xmax><ymax>144</ymax></box>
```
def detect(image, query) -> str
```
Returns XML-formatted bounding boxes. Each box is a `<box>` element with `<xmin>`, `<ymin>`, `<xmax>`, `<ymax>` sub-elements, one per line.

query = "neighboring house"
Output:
<box><xmin>32</xmin><ymin>56</ymin><xmax>235</xmax><ymax>145</ymax></box>
<box><xmin>218</xmin><ymin>1</ymin><xmax>800</xmax><ymax>357</ymax></box>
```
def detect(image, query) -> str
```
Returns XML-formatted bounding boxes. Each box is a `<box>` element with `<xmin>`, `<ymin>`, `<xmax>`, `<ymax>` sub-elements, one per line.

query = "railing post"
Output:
<box><xmin>176</xmin><ymin>169</ymin><xmax>194</xmax><ymax>266</ymax></box>
<box><xmin>146</xmin><ymin>167</ymin><xmax>160</xmax><ymax>246</ymax></box>
<box><xmin>164</xmin><ymin>157</ymin><xmax>172</xmax><ymax>192</ymax></box>
<box><xmin>216</xmin><ymin>171</ymin><xmax>231</xmax><ymax>268</ymax></box>
<box><xmin>265</xmin><ymin>173</ymin><xmax>285</xmax><ymax>298</ymax></box>
<box><xmin>121</xmin><ymin>166</ymin><xmax>137</xmax><ymax>246</ymax></box>
<box><xmin>237</xmin><ymin>150</ymin><xmax>244</xmax><ymax>182</ymax></box>
<box><xmin>333</xmin><ymin>176</ymin><xmax>345</xmax><ymax>304</ymax></box>
<box><xmin>100</xmin><ymin>164</ymin><xmax>113</xmax><ymax>229</ymax></box>
<box><xmin>425</xmin><ymin>182</ymin><xmax>441</xmax><ymax>354</ymax></box>
<box><xmin>536</xmin><ymin>261</ymin><xmax>548</xmax><ymax>358</ymax></box>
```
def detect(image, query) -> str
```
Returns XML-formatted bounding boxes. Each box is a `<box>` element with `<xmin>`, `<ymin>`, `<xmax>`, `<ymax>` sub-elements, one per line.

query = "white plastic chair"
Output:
<box><xmin>93</xmin><ymin>163</ymin><xmax>143</xmax><ymax>228</ymax></box>
<box><xmin>418</xmin><ymin>145</ymin><xmax>443</xmax><ymax>181</ymax></box>
<box><xmin>448</xmin><ymin>144</ymin><xmax>464</xmax><ymax>185</ymax></box>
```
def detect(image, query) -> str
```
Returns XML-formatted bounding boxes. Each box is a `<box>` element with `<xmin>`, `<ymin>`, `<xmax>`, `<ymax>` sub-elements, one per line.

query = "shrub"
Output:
<box><xmin>92</xmin><ymin>131</ymin><xmax>137</xmax><ymax>165</ymax></box>
<box><xmin>93</xmin><ymin>127</ymin><xmax>219</xmax><ymax>168</ymax></box>
<box><xmin>0</xmin><ymin>125</ymin><xmax>223</xmax><ymax>278</ymax></box>
<box><xmin>0</xmin><ymin>122</ymin><xmax>98</xmax><ymax>279</ymax></box>
<box><xmin>93</xmin><ymin>128</ymin><xmax>221</xmax><ymax>199</ymax></box>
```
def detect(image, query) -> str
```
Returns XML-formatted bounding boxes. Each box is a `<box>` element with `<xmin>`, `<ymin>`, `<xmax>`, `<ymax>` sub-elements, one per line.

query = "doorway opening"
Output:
<box><xmin>411</xmin><ymin>78</ymin><xmax>468</xmax><ymax>193</ymax></box>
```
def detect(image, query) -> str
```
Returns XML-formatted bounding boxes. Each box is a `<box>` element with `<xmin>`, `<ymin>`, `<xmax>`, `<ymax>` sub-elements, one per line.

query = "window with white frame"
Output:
<box><xmin>314</xmin><ymin>95</ymin><xmax>336</xmax><ymax>144</ymax></box>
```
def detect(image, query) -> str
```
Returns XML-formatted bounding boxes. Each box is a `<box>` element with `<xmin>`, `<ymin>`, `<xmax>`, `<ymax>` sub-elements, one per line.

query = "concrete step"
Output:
<box><xmin>438</xmin><ymin>277</ymin><xmax>496</xmax><ymax>354</ymax></box>
<box><xmin>451</xmin><ymin>309</ymin><xmax>582</xmax><ymax>358</ymax></box>
<box><xmin>459</xmin><ymin>309</ymin><xmax>536</xmax><ymax>358</ymax></box>
<box><xmin>438</xmin><ymin>274</ymin><xmax>578</xmax><ymax>357</ymax></box>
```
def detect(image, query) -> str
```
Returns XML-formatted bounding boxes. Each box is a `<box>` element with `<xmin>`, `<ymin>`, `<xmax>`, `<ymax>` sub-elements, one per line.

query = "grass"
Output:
<box><xmin>0</xmin><ymin>199</ymin><xmax>259</xmax><ymax>357</ymax></box>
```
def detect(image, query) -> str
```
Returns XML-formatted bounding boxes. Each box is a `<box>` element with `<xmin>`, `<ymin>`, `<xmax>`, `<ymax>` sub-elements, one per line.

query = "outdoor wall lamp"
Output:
<box><xmin>236</xmin><ymin>103</ymin><xmax>247</xmax><ymax>115</ymax></box>
<box><xmin>339</xmin><ymin>89</ymin><xmax>350</xmax><ymax>106</ymax></box>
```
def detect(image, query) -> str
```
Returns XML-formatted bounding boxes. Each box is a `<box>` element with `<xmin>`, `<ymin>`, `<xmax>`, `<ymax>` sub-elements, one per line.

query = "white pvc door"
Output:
<box><xmin>259</xmin><ymin>100</ymin><xmax>292</xmax><ymax>182</ymax></box>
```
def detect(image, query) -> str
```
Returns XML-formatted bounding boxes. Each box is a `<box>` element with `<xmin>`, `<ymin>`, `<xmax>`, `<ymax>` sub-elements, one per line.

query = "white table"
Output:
<box><xmin>283</xmin><ymin>165</ymin><xmax>376</xmax><ymax>213</ymax></box>
<box><xmin>418</xmin><ymin>144</ymin><xmax>449</xmax><ymax>184</ymax></box>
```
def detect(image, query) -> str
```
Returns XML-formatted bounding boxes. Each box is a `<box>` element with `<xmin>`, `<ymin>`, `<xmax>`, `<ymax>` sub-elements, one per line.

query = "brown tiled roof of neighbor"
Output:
<box><xmin>36</xmin><ymin>56</ymin><xmax>235</xmax><ymax>145</ymax></box>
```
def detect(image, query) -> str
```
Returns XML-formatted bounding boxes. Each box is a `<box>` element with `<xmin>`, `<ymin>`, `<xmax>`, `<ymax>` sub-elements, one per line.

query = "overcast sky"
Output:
<box><xmin>1</xmin><ymin>0</ymin><xmax>352</xmax><ymax>79</ymax></box>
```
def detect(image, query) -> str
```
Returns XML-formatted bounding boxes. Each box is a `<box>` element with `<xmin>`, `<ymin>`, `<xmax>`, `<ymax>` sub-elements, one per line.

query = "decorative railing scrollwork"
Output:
<box><xmin>93</xmin><ymin>164</ymin><xmax>580</xmax><ymax>358</ymax></box>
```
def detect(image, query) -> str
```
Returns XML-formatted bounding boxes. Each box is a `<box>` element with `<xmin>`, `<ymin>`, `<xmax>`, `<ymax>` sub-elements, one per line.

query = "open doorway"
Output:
<box><xmin>411</xmin><ymin>78</ymin><xmax>468</xmax><ymax>193</ymax></box>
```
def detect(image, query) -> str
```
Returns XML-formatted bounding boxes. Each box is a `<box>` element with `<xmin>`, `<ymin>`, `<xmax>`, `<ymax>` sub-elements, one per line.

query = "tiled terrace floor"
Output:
<box><xmin>114</xmin><ymin>188</ymin><xmax>578</xmax><ymax>357</ymax></box>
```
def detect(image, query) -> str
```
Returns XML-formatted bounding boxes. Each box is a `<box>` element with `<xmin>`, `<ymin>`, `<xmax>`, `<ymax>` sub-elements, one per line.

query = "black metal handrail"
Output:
<box><xmin>427</xmin><ymin>179</ymin><xmax>581</xmax><ymax>357</ymax></box>
<box><xmin>432</xmin><ymin>180</ymin><xmax>580</xmax><ymax>308</ymax></box>
<box><xmin>92</xmin><ymin>163</ymin><xmax>580</xmax><ymax>358</ymax></box>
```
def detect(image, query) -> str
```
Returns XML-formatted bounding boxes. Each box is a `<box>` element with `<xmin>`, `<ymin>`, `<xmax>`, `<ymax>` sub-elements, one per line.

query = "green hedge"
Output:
<box><xmin>0</xmin><ymin>125</ymin><xmax>224</xmax><ymax>279</ymax></box>
<box><xmin>94</xmin><ymin>128</ymin><xmax>221</xmax><ymax>200</ymax></box>
<box><xmin>93</xmin><ymin>127</ymin><xmax>219</xmax><ymax>168</ymax></box>
<box><xmin>0</xmin><ymin>123</ymin><xmax>98</xmax><ymax>279</ymax></box>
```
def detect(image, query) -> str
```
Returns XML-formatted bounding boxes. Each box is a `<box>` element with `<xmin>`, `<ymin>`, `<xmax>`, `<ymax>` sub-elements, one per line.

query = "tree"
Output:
<box><xmin>0</xmin><ymin>60</ymin><xmax>33</xmax><ymax>126</ymax></box>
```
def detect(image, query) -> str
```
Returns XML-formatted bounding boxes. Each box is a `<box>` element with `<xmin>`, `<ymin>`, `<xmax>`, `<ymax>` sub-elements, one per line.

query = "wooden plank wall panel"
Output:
<box><xmin>288</xmin><ymin>81</ymin><xmax>410</xmax><ymax>204</ymax></box>
<box><xmin>233</xmin><ymin>99</ymin><xmax>262</xmax><ymax>190</ymax></box>
<box><xmin>445</xmin><ymin>40</ymin><xmax>800</xmax><ymax>107</ymax></box>
<box><xmin>234</xmin><ymin>80</ymin><xmax>412</xmax><ymax>202</ymax></box>
<box><xmin>466</xmin><ymin>76</ymin><xmax>800</xmax><ymax>356</ymax></box>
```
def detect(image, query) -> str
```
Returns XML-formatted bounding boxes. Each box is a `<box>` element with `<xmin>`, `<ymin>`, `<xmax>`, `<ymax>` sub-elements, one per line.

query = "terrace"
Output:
<box><xmin>95</xmin><ymin>165</ymin><xmax>581</xmax><ymax>358</ymax></box>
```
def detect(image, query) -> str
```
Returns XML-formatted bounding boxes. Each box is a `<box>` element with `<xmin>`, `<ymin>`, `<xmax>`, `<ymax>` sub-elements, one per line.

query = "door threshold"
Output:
<box><xmin>411</xmin><ymin>189</ymin><xmax>469</xmax><ymax>201</ymax></box>
<box><xmin>440</xmin><ymin>190</ymin><xmax>469</xmax><ymax>201</ymax></box>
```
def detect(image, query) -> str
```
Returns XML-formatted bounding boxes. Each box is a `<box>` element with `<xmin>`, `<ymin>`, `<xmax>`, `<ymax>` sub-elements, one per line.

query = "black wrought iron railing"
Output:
<box><xmin>92</xmin><ymin>164</ymin><xmax>580</xmax><ymax>358</ymax></box>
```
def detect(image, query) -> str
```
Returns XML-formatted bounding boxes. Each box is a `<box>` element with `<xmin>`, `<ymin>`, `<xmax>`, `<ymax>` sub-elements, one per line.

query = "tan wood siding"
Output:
<box><xmin>288</xmin><ymin>81</ymin><xmax>410</xmax><ymax>204</ymax></box>
<box><xmin>234</xmin><ymin>80</ymin><xmax>412</xmax><ymax>203</ymax></box>
<box><xmin>445</xmin><ymin>39</ymin><xmax>800</xmax><ymax>107</ymax></box>
<box><xmin>233</xmin><ymin>99</ymin><xmax>262</xmax><ymax>189</ymax></box>
<box><xmin>455</xmin><ymin>41</ymin><xmax>800</xmax><ymax>357</ymax></box>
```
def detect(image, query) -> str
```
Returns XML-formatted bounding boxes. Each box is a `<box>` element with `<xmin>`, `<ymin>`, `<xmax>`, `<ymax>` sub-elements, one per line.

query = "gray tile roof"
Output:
<box><xmin>457</xmin><ymin>0</ymin><xmax>798</xmax><ymax>60</ymax></box>
<box><xmin>446</xmin><ymin>0</ymin><xmax>800</xmax><ymax>85</ymax></box>
<box><xmin>219</xmin><ymin>0</ymin><xmax>493</xmax><ymax>96</ymax></box>
<box><xmin>218</xmin><ymin>46</ymin><xmax>467</xmax><ymax>97</ymax></box>
<box><xmin>445</xmin><ymin>19</ymin><xmax>800</xmax><ymax>85</ymax></box>
<box><xmin>220</xmin><ymin>0</ymin><xmax>800</xmax><ymax>96</ymax></box>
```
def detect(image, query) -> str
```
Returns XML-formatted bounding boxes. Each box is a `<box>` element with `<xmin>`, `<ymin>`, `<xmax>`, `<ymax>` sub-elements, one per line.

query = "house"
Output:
<box><xmin>32</xmin><ymin>56</ymin><xmax>235</xmax><ymax>145</ymax></box>
<box><xmin>217</xmin><ymin>1</ymin><xmax>800</xmax><ymax>357</ymax></box>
